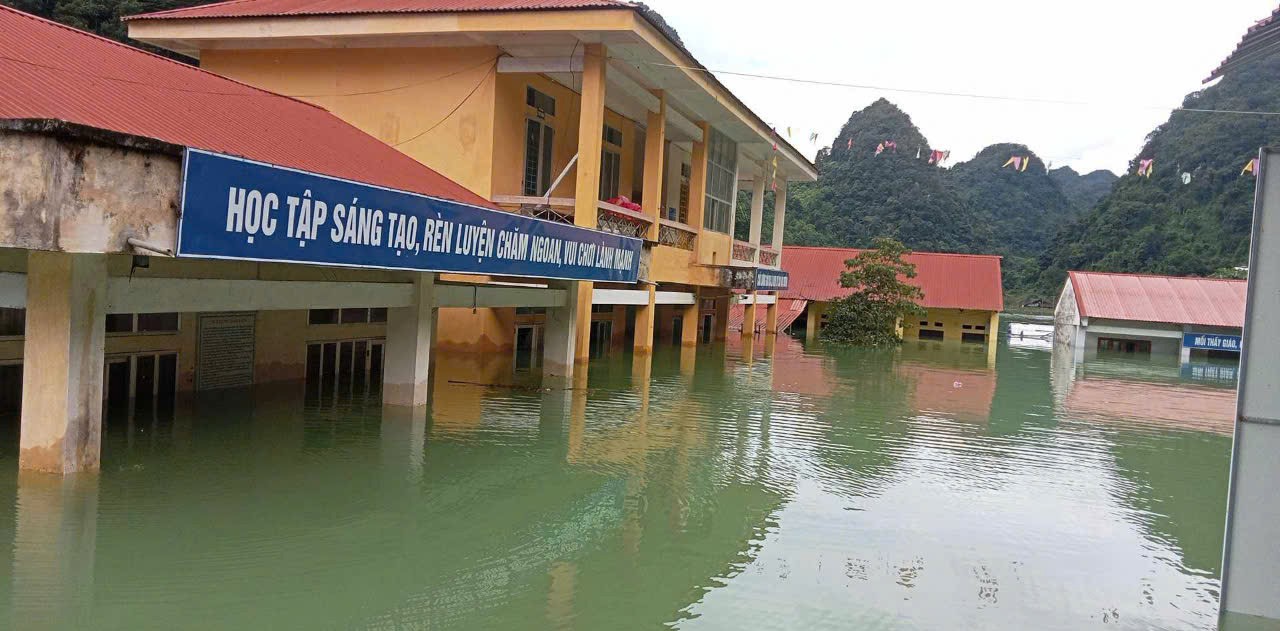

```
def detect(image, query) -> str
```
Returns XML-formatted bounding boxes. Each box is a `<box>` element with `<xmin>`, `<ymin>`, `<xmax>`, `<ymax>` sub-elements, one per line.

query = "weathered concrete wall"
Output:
<box><xmin>0</xmin><ymin>130</ymin><xmax>179</xmax><ymax>254</ymax></box>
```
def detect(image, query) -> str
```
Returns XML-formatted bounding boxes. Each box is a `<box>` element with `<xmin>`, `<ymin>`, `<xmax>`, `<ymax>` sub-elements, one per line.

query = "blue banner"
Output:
<box><xmin>1182</xmin><ymin>332</ymin><xmax>1242</xmax><ymax>352</ymax></box>
<box><xmin>177</xmin><ymin>149</ymin><xmax>642</xmax><ymax>283</ymax></box>
<box><xmin>755</xmin><ymin>268</ymin><xmax>789</xmax><ymax>291</ymax></box>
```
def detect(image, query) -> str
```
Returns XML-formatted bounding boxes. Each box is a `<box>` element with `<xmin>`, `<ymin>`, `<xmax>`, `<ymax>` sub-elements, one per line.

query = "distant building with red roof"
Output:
<box><xmin>753</xmin><ymin>245</ymin><xmax>1003</xmax><ymax>348</ymax></box>
<box><xmin>1054</xmin><ymin>271</ymin><xmax>1245</xmax><ymax>364</ymax></box>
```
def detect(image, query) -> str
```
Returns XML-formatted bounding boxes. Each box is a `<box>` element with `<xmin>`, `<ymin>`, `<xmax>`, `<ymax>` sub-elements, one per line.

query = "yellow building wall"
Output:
<box><xmin>435</xmin><ymin>306</ymin><xmax>515</xmax><ymax>353</ymax></box>
<box><xmin>696</xmin><ymin>230</ymin><xmax>733</xmax><ymax>269</ymax></box>
<box><xmin>490</xmin><ymin>72</ymin><xmax>639</xmax><ymax>201</ymax></box>
<box><xmin>650</xmin><ymin>245</ymin><xmax>721</xmax><ymax>286</ymax></box>
<box><xmin>908</xmin><ymin>308</ymin><xmax>997</xmax><ymax>342</ymax></box>
<box><xmin>200</xmin><ymin>46</ymin><xmax>500</xmax><ymax>197</ymax></box>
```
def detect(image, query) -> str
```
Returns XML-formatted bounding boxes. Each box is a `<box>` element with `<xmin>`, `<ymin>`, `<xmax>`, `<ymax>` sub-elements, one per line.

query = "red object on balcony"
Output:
<box><xmin>606</xmin><ymin>196</ymin><xmax>643</xmax><ymax>212</ymax></box>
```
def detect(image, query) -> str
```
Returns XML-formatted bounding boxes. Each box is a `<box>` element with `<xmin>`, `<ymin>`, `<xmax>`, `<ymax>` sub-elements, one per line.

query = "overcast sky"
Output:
<box><xmin>642</xmin><ymin>0</ymin><xmax>1276</xmax><ymax>175</ymax></box>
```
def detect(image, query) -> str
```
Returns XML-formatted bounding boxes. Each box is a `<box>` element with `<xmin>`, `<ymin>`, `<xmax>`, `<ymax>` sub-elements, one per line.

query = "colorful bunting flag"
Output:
<box><xmin>928</xmin><ymin>149</ymin><xmax>950</xmax><ymax>165</ymax></box>
<box><xmin>847</xmin><ymin>138</ymin><xmax>853</xmax><ymax>150</ymax></box>
<box><xmin>1002</xmin><ymin>156</ymin><xmax>1030</xmax><ymax>172</ymax></box>
<box><xmin>1242</xmin><ymin>158</ymin><xmax>1259</xmax><ymax>176</ymax></box>
<box><xmin>1181</xmin><ymin>172</ymin><xmax>1192</xmax><ymax>185</ymax></box>
<box><xmin>875</xmin><ymin>142</ymin><xmax>885</xmax><ymax>156</ymax></box>
<box><xmin>1137</xmin><ymin>158</ymin><xmax>1154</xmax><ymax>178</ymax></box>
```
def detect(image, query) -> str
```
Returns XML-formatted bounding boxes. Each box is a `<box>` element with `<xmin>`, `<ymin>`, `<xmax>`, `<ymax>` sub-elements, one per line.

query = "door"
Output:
<box><xmin>701</xmin><ymin>314</ymin><xmax>714</xmax><ymax>343</ymax></box>
<box><xmin>589</xmin><ymin>320</ymin><xmax>612</xmax><ymax>358</ymax></box>
<box><xmin>515</xmin><ymin>325</ymin><xmax>542</xmax><ymax>371</ymax></box>
<box><xmin>305</xmin><ymin>338</ymin><xmax>386</xmax><ymax>401</ymax></box>
<box><xmin>672</xmin><ymin>316</ymin><xmax>683</xmax><ymax>346</ymax></box>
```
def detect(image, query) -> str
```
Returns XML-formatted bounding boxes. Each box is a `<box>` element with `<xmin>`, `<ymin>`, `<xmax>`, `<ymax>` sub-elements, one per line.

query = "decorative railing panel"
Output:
<box><xmin>758</xmin><ymin>247</ymin><xmax>779</xmax><ymax>267</ymax></box>
<box><xmin>658</xmin><ymin>220</ymin><xmax>697</xmax><ymax>250</ymax></box>
<box><xmin>731</xmin><ymin>240</ymin><xmax>757</xmax><ymax>263</ymax></box>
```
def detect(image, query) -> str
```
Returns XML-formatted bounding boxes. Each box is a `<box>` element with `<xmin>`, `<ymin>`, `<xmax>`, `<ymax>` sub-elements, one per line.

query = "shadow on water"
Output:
<box><xmin>0</xmin><ymin>337</ymin><xmax>1249</xmax><ymax>630</ymax></box>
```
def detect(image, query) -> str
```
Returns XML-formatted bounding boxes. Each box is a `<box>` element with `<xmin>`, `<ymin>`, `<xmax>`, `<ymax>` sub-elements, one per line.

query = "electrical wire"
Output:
<box><xmin>616</xmin><ymin>56</ymin><xmax>1280</xmax><ymax>117</ymax></box>
<box><xmin>285</xmin><ymin>55</ymin><xmax>500</xmax><ymax>98</ymax></box>
<box><xmin>393</xmin><ymin>62</ymin><xmax>497</xmax><ymax>147</ymax></box>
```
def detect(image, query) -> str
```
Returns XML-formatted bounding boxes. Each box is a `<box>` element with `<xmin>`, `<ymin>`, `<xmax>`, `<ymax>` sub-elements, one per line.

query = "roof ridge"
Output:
<box><xmin>1069</xmin><ymin>269</ymin><xmax>1246</xmax><ymax>283</ymax></box>
<box><xmin>125</xmin><ymin>0</ymin><xmax>265</xmax><ymax>20</ymax></box>
<box><xmin>0</xmin><ymin>5</ymin><xmax>328</xmax><ymax>113</ymax></box>
<box><xmin>783</xmin><ymin>245</ymin><xmax>1003</xmax><ymax>259</ymax></box>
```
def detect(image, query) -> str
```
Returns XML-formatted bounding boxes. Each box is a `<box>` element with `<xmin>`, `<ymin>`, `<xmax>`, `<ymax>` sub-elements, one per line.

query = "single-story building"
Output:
<box><xmin>1053</xmin><ymin>271</ymin><xmax>1246</xmax><ymax>364</ymax></box>
<box><xmin>754</xmin><ymin>246</ymin><xmax>1004</xmax><ymax>344</ymax></box>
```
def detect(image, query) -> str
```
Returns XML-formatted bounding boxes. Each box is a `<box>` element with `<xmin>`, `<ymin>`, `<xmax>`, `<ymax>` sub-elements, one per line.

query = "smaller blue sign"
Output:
<box><xmin>756</xmin><ymin>268</ymin><xmax>789</xmax><ymax>291</ymax></box>
<box><xmin>1182</xmin><ymin>332</ymin><xmax>1242</xmax><ymax>352</ymax></box>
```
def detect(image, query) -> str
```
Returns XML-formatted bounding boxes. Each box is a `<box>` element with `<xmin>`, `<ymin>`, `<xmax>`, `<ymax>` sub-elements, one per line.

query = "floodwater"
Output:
<box><xmin>0</xmin><ymin>325</ymin><xmax>1243</xmax><ymax>630</ymax></box>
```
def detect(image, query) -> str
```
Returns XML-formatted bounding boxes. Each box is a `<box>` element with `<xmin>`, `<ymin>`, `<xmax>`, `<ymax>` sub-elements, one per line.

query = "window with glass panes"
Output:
<box><xmin>522</xmin><ymin>88</ymin><xmax>556</xmax><ymax>196</ymax></box>
<box><xmin>599</xmin><ymin>125</ymin><xmax>623</xmax><ymax>200</ymax></box>
<box><xmin>703</xmin><ymin>128</ymin><xmax>737</xmax><ymax>234</ymax></box>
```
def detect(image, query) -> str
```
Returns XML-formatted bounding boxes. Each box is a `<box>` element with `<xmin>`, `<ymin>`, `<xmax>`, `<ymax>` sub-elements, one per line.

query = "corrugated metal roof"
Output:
<box><xmin>781</xmin><ymin>246</ymin><xmax>1005</xmax><ymax>312</ymax></box>
<box><xmin>728</xmin><ymin>298</ymin><xmax>806</xmax><ymax>333</ymax></box>
<box><xmin>126</xmin><ymin>0</ymin><xmax>630</xmax><ymax>20</ymax></box>
<box><xmin>0</xmin><ymin>5</ymin><xmax>493</xmax><ymax>208</ymax></box>
<box><xmin>1206</xmin><ymin>5</ymin><xmax>1280</xmax><ymax>82</ymax></box>
<box><xmin>1068</xmin><ymin>271</ymin><xmax>1246</xmax><ymax>328</ymax></box>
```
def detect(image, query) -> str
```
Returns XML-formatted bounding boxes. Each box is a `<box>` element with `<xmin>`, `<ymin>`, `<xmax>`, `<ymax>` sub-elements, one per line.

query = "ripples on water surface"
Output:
<box><xmin>0</xmin><ymin>329</ymin><xmax>1240</xmax><ymax>629</ymax></box>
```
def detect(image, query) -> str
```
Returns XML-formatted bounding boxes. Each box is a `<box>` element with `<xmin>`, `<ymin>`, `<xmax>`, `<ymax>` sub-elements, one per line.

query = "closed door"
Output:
<box><xmin>306</xmin><ymin>338</ymin><xmax>385</xmax><ymax>400</ymax></box>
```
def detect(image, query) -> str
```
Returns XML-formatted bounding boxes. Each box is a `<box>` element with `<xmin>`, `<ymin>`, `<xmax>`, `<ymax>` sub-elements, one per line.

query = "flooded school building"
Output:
<box><xmin>0</xmin><ymin>0</ymin><xmax>813</xmax><ymax>474</ymax></box>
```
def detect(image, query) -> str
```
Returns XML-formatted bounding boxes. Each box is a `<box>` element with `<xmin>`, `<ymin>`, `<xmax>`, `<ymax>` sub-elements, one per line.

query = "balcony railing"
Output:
<box><xmin>657</xmin><ymin>219</ymin><xmax>697</xmax><ymax>250</ymax></box>
<box><xmin>731</xmin><ymin>240</ymin><xmax>757</xmax><ymax>264</ymax></box>
<box><xmin>596</xmin><ymin>200</ymin><xmax>651</xmax><ymax>239</ymax></box>
<box><xmin>758</xmin><ymin>246</ymin><xmax>779</xmax><ymax>267</ymax></box>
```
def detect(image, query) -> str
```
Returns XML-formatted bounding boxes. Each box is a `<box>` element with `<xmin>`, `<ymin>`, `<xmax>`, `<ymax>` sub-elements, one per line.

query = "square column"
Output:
<box><xmin>20</xmin><ymin>251</ymin><xmax>107</xmax><ymax>474</ymax></box>
<box><xmin>686</xmin><ymin>123</ymin><xmax>709</xmax><ymax>235</ymax></box>
<box><xmin>383</xmin><ymin>272</ymin><xmax>436</xmax><ymax>407</ymax></box>
<box><xmin>748</xmin><ymin>165</ymin><xmax>766</xmax><ymax>253</ymax></box>
<box><xmin>765</xmin><ymin>296</ymin><xmax>779</xmax><ymax>334</ymax></box>
<box><xmin>633</xmin><ymin>285</ymin><xmax>657</xmax><ymax>354</ymax></box>
<box><xmin>680</xmin><ymin>291</ymin><xmax>700</xmax><ymax>347</ymax></box>
<box><xmin>641</xmin><ymin>91</ymin><xmax>666</xmax><ymax>240</ymax></box>
<box><xmin>544</xmin><ymin>281</ymin><xmax>581</xmax><ymax>380</ymax></box>
<box><xmin>572</xmin><ymin>42</ymin><xmax>607</xmax><ymax>365</ymax></box>
<box><xmin>714</xmin><ymin>294</ymin><xmax>731</xmax><ymax>342</ymax></box>
<box><xmin>742</xmin><ymin>293</ymin><xmax>759</xmax><ymax>338</ymax></box>
<box><xmin>771</xmin><ymin>179</ymin><xmax>788</xmax><ymax>265</ymax></box>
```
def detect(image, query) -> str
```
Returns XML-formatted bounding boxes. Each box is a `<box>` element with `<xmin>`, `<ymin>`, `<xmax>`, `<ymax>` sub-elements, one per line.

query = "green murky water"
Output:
<box><xmin>0</xmin><ymin>327</ymin><xmax>1239</xmax><ymax>629</ymax></box>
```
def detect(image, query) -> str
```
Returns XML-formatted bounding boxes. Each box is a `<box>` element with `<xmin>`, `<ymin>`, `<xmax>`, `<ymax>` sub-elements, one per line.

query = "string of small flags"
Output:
<box><xmin>1131</xmin><ymin>157</ymin><xmax>1258</xmax><ymax>182</ymax></box>
<box><xmin>1002</xmin><ymin>156</ymin><xmax>1031</xmax><ymax>172</ymax></box>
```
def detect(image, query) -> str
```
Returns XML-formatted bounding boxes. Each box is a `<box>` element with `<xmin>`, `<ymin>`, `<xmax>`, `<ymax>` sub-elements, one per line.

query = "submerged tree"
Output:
<box><xmin>820</xmin><ymin>237</ymin><xmax>925</xmax><ymax>347</ymax></box>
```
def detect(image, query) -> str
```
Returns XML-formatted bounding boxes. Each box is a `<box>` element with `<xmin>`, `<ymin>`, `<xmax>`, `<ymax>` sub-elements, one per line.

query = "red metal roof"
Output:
<box><xmin>1068</xmin><ymin>271</ymin><xmax>1246</xmax><ymax>328</ymax></box>
<box><xmin>0</xmin><ymin>5</ymin><xmax>493</xmax><ymax>208</ymax></box>
<box><xmin>728</xmin><ymin>298</ymin><xmax>806</xmax><ymax>334</ymax></box>
<box><xmin>781</xmin><ymin>246</ymin><xmax>1005</xmax><ymax>312</ymax></box>
<box><xmin>126</xmin><ymin>0</ymin><xmax>629</xmax><ymax>20</ymax></box>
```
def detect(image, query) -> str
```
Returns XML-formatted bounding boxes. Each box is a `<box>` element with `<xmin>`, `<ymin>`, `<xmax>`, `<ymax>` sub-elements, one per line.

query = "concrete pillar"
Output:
<box><xmin>641</xmin><ymin>91</ymin><xmax>666</xmax><ymax>241</ymax></box>
<box><xmin>383</xmin><ymin>272</ymin><xmax>436</xmax><ymax>407</ymax></box>
<box><xmin>687</xmin><ymin>123</ymin><xmax>709</xmax><ymax>234</ymax></box>
<box><xmin>633</xmin><ymin>285</ymin><xmax>657</xmax><ymax>354</ymax></box>
<box><xmin>573</xmin><ymin>42</ymin><xmax>607</xmax><ymax>365</ymax></box>
<box><xmin>1179</xmin><ymin>344</ymin><xmax>1192</xmax><ymax>365</ymax></box>
<box><xmin>748</xmin><ymin>166</ymin><xmax>766</xmax><ymax>254</ymax></box>
<box><xmin>714</xmin><ymin>294</ymin><xmax>731</xmax><ymax>342</ymax></box>
<box><xmin>987</xmin><ymin>310</ymin><xmax>1001</xmax><ymax>368</ymax></box>
<box><xmin>771</xmin><ymin>179</ymin><xmax>788</xmax><ymax>265</ymax></box>
<box><xmin>20</xmin><ymin>251</ymin><xmax>107</xmax><ymax>474</ymax></box>
<box><xmin>11</xmin><ymin>473</ymin><xmax>98</xmax><ymax>628</ymax></box>
<box><xmin>680</xmin><ymin>291</ymin><xmax>699</xmax><ymax>347</ymax></box>
<box><xmin>805</xmin><ymin>302</ymin><xmax>820</xmax><ymax>341</ymax></box>
<box><xmin>544</xmin><ymin>281</ymin><xmax>581</xmax><ymax>380</ymax></box>
<box><xmin>1221</xmin><ymin>147</ymin><xmax>1280</xmax><ymax>621</ymax></box>
<box><xmin>742</xmin><ymin>294</ymin><xmax>758</xmax><ymax>338</ymax></box>
<box><xmin>765</xmin><ymin>296</ymin><xmax>779</xmax><ymax>334</ymax></box>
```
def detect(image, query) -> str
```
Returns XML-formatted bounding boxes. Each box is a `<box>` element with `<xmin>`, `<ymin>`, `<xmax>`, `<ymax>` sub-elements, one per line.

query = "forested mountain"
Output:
<box><xmin>785</xmin><ymin>99</ymin><xmax>983</xmax><ymax>252</ymax></box>
<box><xmin>782</xmin><ymin>100</ymin><xmax>1112</xmax><ymax>300</ymax></box>
<box><xmin>1049</xmin><ymin>166</ymin><xmax>1119</xmax><ymax>214</ymax></box>
<box><xmin>1034</xmin><ymin>53</ymin><xmax>1280</xmax><ymax>295</ymax></box>
<box><xmin>3</xmin><ymin>0</ymin><xmax>202</xmax><ymax>49</ymax></box>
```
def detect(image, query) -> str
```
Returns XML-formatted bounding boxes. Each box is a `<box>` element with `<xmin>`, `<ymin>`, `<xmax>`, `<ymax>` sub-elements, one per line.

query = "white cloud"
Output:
<box><xmin>641</xmin><ymin>0</ymin><xmax>1276</xmax><ymax>174</ymax></box>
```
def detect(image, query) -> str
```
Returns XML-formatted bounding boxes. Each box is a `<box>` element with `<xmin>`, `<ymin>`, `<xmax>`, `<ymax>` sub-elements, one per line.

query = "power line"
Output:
<box><xmin>620</xmin><ymin>57</ymin><xmax>1280</xmax><ymax>117</ymax></box>
<box><xmin>393</xmin><ymin>63</ymin><xmax>496</xmax><ymax>148</ymax></box>
<box><xmin>286</xmin><ymin>55</ymin><xmax>499</xmax><ymax>98</ymax></box>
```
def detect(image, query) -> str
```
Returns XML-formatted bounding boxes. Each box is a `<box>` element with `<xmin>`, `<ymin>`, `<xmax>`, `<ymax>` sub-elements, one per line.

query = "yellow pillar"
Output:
<box><xmin>987</xmin><ymin>310</ymin><xmax>1001</xmax><ymax>368</ymax></box>
<box><xmin>634</xmin><ymin>285</ymin><xmax>657</xmax><ymax>354</ymax></box>
<box><xmin>714</xmin><ymin>293</ymin><xmax>731</xmax><ymax>342</ymax></box>
<box><xmin>742</xmin><ymin>293</ymin><xmax>758</xmax><ymax>338</ymax></box>
<box><xmin>686</xmin><ymin>122</ymin><xmax>709</xmax><ymax>234</ymax></box>
<box><xmin>765</xmin><ymin>295</ymin><xmax>779</xmax><ymax>334</ymax></box>
<box><xmin>641</xmin><ymin>91</ymin><xmax>666</xmax><ymax>240</ymax></box>
<box><xmin>805</xmin><ymin>301</ymin><xmax>821</xmax><ymax>341</ymax></box>
<box><xmin>573</xmin><ymin>43</ymin><xmax>607</xmax><ymax>364</ymax></box>
<box><xmin>681</xmin><ymin>290</ymin><xmax>700</xmax><ymax>347</ymax></box>
<box><xmin>20</xmin><ymin>251</ymin><xmax>106</xmax><ymax>474</ymax></box>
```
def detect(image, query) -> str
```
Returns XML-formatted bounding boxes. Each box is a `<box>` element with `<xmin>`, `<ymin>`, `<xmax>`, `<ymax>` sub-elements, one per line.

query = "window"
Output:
<box><xmin>933</xmin><ymin>322</ymin><xmax>943</xmax><ymax>328</ymax></box>
<box><xmin>1098</xmin><ymin>338</ymin><xmax>1151</xmax><ymax>353</ymax></box>
<box><xmin>703</xmin><ymin>128</ymin><xmax>737</xmax><ymax>234</ymax></box>
<box><xmin>526</xmin><ymin>86</ymin><xmax>556</xmax><ymax>117</ymax></box>
<box><xmin>592</xmin><ymin>304</ymin><xmax>615</xmax><ymax>314</ymax></box>
<box><xmin>919</xmin><ymin>329</ymin><xmax>944</xmax><ymax>341</ymax></box>
<box><xmin>0</xmin><ymin>308</ymin><xmax>24</xmax><ymax>336</ymax></box>
<box><xmin>310</xmin><ymin>308</ymin><xmax>387</xmax><ymax>325</ymax></box>
<box><xmin>603</xmin><ymin>125</ymin><xmax>623</xmax><ymax>146</ymax></box>
<box><xmin>962</xmin><ymin>324</ymin><xmax>972</xmax><ymax>330</ymax></box>
<box><xmin>919</xmin><ymin>321</ymin><xmax>929</xmax><ymax>327</ymax></box>
<box><xmin>975</xmin><ymin>325</ymin><xmax>986</xmax><ymax>331</ymax></box>
<box><xmin>515</xmin><ymin>307</ymin><xmax>546</xmax><ymax>315</ymax></box>
<box><xmin>600</xmin><ymin>149</ymin><xmax>622</xmax><ymax>200</ymax></box>
<box><xmin>701</xmin><ymin>298</ymin><xmax>716</xmax><ymax>311</ymax></box>
<box><xmin>105</xmin><ymin>312</ymin><xmax>179</xmax><ymax>334</ymax></box>
<box><xmin>961</xmin><ymin>332</ymin><xmax>987</xmax><ymax>344</ymax></box>
<box><xmin>523</xmin><ymin>118</ymin><xmax>555</xmax><ymax>196</ymax></box>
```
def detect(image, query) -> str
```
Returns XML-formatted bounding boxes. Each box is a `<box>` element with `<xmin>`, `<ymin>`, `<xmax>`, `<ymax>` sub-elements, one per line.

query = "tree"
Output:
<box><xmin>820</xmin><ymin>237</ymin><xmax>925</xmax><ymax>346</ymax></box>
